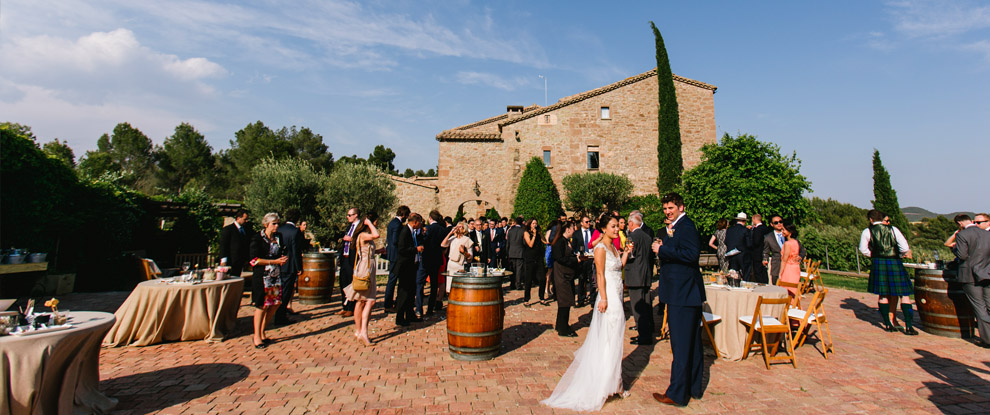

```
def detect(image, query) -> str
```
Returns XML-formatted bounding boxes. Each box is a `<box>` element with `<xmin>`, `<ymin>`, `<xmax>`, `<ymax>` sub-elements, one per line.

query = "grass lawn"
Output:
<box><xmin>819</xmin><ymin>272</ymin><xmax>869</xmax><ymax>293</ymax></box>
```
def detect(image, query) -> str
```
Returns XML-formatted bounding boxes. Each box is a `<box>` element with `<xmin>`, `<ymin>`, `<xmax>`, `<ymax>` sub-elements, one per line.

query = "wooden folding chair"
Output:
<box><xmin>739</xmin><ymin>297</ymin><xmax>797</xmax><ymax>369</ymax></box>
<box><xmin>140</xmin><ymin>258</ymin><xmax>161</xmax><ymax>280</ymax></box>
<box><xmin>788</xmin><ymin>288</ymin><xmax>833</xmax><ymax>359</ymax></box>
<box><xmin>702</xmin><ymin>311</ymin><xmax>721</xmax><ymax>357</ymax></box>
<box><xmin>800</xmin><ymin>260</ymin><xmax>822</xmax><ymax>295</ymax></box>
<box><xmin>777</xmin><ymin>280</ymin><xmax>802</xmax><ymax>309</ymax></box>
<box><xmin>810</xmin><ymin>263</ymin><xmax>826</xmax><ymax>293</ymax></box>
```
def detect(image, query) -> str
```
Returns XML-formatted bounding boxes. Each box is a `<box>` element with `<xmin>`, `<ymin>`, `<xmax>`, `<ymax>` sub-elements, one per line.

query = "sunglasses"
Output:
<box><xmin>771</xmin><ymin>221</ymin><xmax>782</xmax><ymax>224</ymax></box>
<box><xmin>976</xmin><ymin>220</ymin><xmax>989</xmax><ymax>224</ymax></box>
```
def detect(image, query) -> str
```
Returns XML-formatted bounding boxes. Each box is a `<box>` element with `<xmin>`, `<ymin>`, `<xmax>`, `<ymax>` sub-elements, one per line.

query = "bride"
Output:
<box><xmin>542</xmin><ymin>215</ymin><xmax>633</xmax><ymax>411</ymax></box>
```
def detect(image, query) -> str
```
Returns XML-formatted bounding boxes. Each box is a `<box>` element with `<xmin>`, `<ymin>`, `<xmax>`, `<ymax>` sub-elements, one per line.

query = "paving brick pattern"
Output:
<box><xmin>58</xmin><ymin>283</ymin><xmax>989</xmax><ymax>414</ymax></box>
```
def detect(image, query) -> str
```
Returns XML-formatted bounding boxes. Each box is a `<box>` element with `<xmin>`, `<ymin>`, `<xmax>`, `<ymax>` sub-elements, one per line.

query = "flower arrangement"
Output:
<box><xmin>44</xmin><ymin>297</ymin><xmax>59</xmax><ymax>315</ymax></box>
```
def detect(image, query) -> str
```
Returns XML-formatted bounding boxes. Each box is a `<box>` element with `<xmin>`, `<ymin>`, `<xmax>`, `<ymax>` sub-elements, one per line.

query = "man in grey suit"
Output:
<box><xmin>762</xmin><ymin>215</ymin><xmax>805</xmax><ymax>285</ymax></box>
<box><xmin>506</xmin><ymin>216</ymin><xmax>526</xmax><ymax>290</ymax></box>
<box><xmin>952</xmin><ymin>214</ymin><xmax>990</xmax><ymax>348</ymax></box>
<box><xmin>625</xmin><ymin>212</ymin><xmax>655</xmax><ymax>345</ymax></box>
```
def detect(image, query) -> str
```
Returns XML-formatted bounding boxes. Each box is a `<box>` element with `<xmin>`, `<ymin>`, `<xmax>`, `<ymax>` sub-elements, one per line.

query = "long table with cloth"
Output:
<box><xmin>1</xmin><ymin>311</ymin><xmax>118</xmax><ymax>414</ymax></box>
<box><xmin>703</xmin><ymin>284</ymin><xmax>789</xmax><ymax>361</ymax></box>
<box><xmin>103</xmin><ymin>277</ymin><xmax>243</xmax><ymax>347</ymax></box>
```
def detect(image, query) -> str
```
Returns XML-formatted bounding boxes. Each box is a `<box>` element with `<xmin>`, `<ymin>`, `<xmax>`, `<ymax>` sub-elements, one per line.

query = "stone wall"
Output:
<box><xmin>390</xmin><ymin>176</ymin><xmax>440</xmax><ymax>218</ymax></box>
<box><xmin>435</xmin><ymin>71</ymin><xmax>717</xmax><ymax>217</ymax></box>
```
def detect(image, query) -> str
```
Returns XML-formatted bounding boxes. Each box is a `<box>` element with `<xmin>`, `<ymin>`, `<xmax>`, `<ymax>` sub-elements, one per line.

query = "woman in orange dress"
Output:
<box><xmin>779</xmin><ymin>224</ymin><xmax>803</xmax><ymax>303</ymax></box>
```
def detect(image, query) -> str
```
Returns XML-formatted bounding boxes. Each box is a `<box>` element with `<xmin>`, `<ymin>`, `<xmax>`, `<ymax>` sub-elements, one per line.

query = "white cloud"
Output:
<box><xmin>887</xmin><ymin>0</ymin><xmax>990</xmax><ymax>38</ymax></box>
<box><xmin>455</xmin><ymin>71</ymin><xmax>532</xmax><ymax>91</ymax></box>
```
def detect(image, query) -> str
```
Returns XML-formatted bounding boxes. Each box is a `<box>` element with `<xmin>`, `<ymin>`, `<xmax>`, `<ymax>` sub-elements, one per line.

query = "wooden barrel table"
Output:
<box><xmin>447</xmin><ymin>275</ymin><xmax>504</xmax><ymax>361</ymax></box>
<box><xmin>914</xmin><ymin>268</ymin><xmax>976</xmax><ymax>338</ymax></box>
<box><xmin>297</xmin><ymin>253</ymin><xmax>335</xmax><ymax>305</ymax></box>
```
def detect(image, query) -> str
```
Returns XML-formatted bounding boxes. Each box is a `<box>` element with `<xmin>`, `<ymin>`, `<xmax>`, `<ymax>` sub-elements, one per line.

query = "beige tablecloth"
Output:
<box><xmin>704</xmin><ymin>285</ymin><xmax>789</xmax><ymax>361</ymax></box>
<box><xmin>103</xmin><ymin>278</ymin><xmax>244</xmax><ymax>347</ymax></box>
<box><xmin>1</xmin><ymin>311</ymin><xmax>117</xmax><ymax>415</ymax></box>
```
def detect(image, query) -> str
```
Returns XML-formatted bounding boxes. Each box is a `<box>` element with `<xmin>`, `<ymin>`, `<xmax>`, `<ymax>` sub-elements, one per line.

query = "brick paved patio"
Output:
<box><xmin>63</xmin><ymin>283</ymin><xmax>989</xmax><ymax>414</ymax></box>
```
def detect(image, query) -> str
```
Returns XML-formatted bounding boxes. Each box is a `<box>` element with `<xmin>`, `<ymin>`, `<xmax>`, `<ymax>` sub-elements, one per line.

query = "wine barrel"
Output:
<box><xmin>914</xmin><ymin>269</ymin><xmax>976</xmax><ymax>338</ymax></box>
<box><xmin>298</xmin><ymin>253</ymin><xmax>335</xmax><ymax>305</ymax></box>
<box><xmin>447</xmin><ymin>276</ymin><xmax>504</xmax><ymax>361</ymax></box>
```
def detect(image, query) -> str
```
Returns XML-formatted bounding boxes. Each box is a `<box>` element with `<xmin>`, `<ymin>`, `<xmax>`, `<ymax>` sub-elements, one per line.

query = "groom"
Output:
<box><xmin>651</xmin><ymin>192</ymin><xmax>704</xmax><ymax>407</ymax></box>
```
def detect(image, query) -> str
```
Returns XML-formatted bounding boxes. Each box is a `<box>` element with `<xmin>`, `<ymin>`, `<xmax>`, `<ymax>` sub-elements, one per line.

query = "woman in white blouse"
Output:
<box><xmin>442</xmin><ymin>223</ymin><xmax>472</xmax><ymax>293</ymax></box>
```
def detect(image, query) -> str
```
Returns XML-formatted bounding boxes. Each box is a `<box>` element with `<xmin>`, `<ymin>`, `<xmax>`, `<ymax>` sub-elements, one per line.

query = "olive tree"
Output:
<box><xmin>318</xmin><ymin>162</ymin><xmax>397</xmax><ymax>241</ymax></box>
<box><xmin>562</xmin><ymin>172</ymin><xmax>633</xmax><ymax>217</ymax></box>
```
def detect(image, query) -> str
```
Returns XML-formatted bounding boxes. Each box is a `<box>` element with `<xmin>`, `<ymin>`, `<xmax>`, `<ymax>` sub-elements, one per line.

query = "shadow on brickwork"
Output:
<box><xmin>840</xmin><ymin>297</ymin><xmax>887</xmax><ymax>329</ymax></box>
<box><xmin>101</xmin><ymin>363</ymin><xmax>249</xmax><ymax>414</ymax></box>
<box><xmin>913</xmin><ymin>349</ymin><xmax>990</xmax><ymax>414</ymax></box>
<box><xmin>500</xmin><ymin>322</ymin><xmax>553</xmax><ymax>355</ymax></box>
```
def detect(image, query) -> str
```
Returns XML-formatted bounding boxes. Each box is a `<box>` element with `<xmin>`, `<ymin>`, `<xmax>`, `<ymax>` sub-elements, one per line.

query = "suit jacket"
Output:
<box><xmin>572</xmin><ymin>227</ymin><xmax>594</xmax><ymax>254</ymax></box>
<box><xmin>421</xmin><ymin>221</ymin><xmax>445</xmax><ymax>268</ymax></box>
<box><xmin>724</xmin><ymin>223</ymin><xmax>750</xmax><ymax>255</ymax></box>
<box><xmin>393</xmin><ymin>225</ymin><xmax>418</xmax><ymax>280</ymax></box>
<box><xmin>507</xmin><ymin>225</ymin><xmax>525</xmax><ymax>259</ymax></box>
<box><xmin>470</xmin><ymin>229</ymin><xmax>492</xmax><ymax>262</ymax></box>
<box><xmin>640</xmin><ymin>223</ymin><xmax>655</xmax><ymax>240</ymax></box>
<box><xmin>385</xmin><ymin>217</ymin><xmax>403</xmax><ymax>269</ymax></box>
<box><xmin>954</xmin><ymin>226</ymin><xmax>990</xmax><ymax>283</ymax></box>
<box><xmin>748</xmin><ymin>223</ymin><xmax>770</xmax><ymax>254</ymax></box>
<box><xmin>624</xmin><ymin>227</ymin><xmax>655</xmax><ymax>287</ymax></box>
<box><xmin>657</xmin><ymin>215</ymin><xmax>705</xmax><ymax>307</ymax></box>
<box><xmin>276</xmin><ymin>222</ymin><xmax>305</xmax><ymax>277</ymax></box>
<box><xmin>763</xmin><ymin>231</ymin><xmax>806</xmax><ymax>278</ymax></box>
<box><xmin>219</xmin><ymin>222</ymin><xmax>251</xmax><ymax>269</ymax></box>
<box><xmin>488</xmin><ymin>227</ymin><xmax>505</xmax><ymax>257</ymax></box>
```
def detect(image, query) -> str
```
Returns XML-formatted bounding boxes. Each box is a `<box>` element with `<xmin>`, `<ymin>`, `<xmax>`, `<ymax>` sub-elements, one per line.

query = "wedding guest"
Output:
<box><xmin>860</xmin><ymin>209</ymin><xmax>916</xmax><ymax>335</ymax></box>
<box><xmin>274</xmin><ymin>208</ymin><xmax>306</xmax><ymax>326</ymax></box>
<box><xmin>394</xmin><ymin>213</ymin><xmax>425</xmax><ymax>326</ymax></box>
<box><xmin>626</xmin><ymin>211</ymin><xmax>655</xmax><ymax>345</ymax></box>
<box><xmin>337</xmin><ymin>207</ymin><xmax>361</xmax><ymax>317</ymax></box>
<box><xmin>762</xmin><ymin>215</ymin><xmax>805</xmax><ymax>285</ymax></box>
<box><xmin>573</xmin><ymin>216</ymin><xmax>595</xmax><ymax>306</ymax></box>
<box><xmin>748</xmin><ymin>214</ymin><xmax>771</xmax><ymax>284</ymax></box>
<box><xmin>976</xmin><ymin>213</ymin><xmax>990</xmax><ymax>231</ymax></box>
<box><xmin>488</xmin><ymin>218</ymin><xmax>505</xmax><ymax>268</ymax></box>
<box><xmin>951</xmin><ymin>214</ymin><xmax>990</xmax><ymax>348</ymax></box>
<box><xmin>383</xmin><ymin>206</ymin><xmax>410</xmax><ymax>313</ymax></box>
<box><xmin>507</xmin><ymin>216</ymin><xmax>526</xmax><ymax>290</ymax></box>
<box><xmin>778</xmin><ymin>224</ymin><xmax>803</xmax><ymax>303</ymax></box>
<box><xmin>544</xmin><ymin>219</ymin><xmax>560</xmax><ymax>299</ymax></box>
<box><xmin>416</xmin><ymin>210</ymin><xmax>445</xmax><ymax>318</ymax></box>
<box><xmin>343</xmin><ymin>214</ymin><xmax>380</xmax><ymax>345</ymax></box>
<box><xmin>523</xmin><ymin>218</ymin><xmax>548</xmax><ymax>306</ymax></box>
<box><xmin>708</xmin><ymin>218</ymin><xmax>729</xmax><ymax>273</ymax></box>
<box><xmin>724</xmin><ymin>213</ymin><xmax>750</xmax><ymax>279</ymax></box>
<box><xmin>442</xmin><ymin>223</ymin><xmax>472</xmax><ymax>292</ymax></box>
<box><xmin>249</xmin><ymin>212</ymin><xmax>288</xmax><ymax>349</ymax></box>
<box><xmin>615</xmin><ymin>217</ymin><xmax>628</xmax><ymax>250</ymax></box>
<box><xmin>471</xmin><ymin>217</ymin><xmax>492</xmax><ymax>265</ymax></box>
<box><xmin>551</xmin><ymin>220</ymin><xmax>584</xmax><ymax>336</ymax></box>
<box><xmin>631</xmin><ymin>210</ymin><xmax>654</xmax><ymax>239</ymax></box>
<box><xmin>219</xmin><ymin>209</ymin><xmax>251</xmax><ymax>278</ymax></box>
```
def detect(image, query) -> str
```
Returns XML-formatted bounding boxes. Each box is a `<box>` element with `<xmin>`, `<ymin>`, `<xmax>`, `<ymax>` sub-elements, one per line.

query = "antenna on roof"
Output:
<box><xmin>538</xmin><ymin>75</ymin><xmax>547</xmax><ymax>106</ymax></box>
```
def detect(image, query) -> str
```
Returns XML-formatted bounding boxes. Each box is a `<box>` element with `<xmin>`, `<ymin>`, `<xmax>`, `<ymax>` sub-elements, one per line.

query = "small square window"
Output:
<box><xmin>600</xmin><ymin>107</ymin><xmax>610</xmax><ymax>119</ymax></box>
<box><xmin>543</xmin><ymin>150</ymin><xmax>551</xmax><ymax>167</ymax></box>
<box><xmin>544</xmin><ymin>114</ymin><xmax>551</xmax><ymax>123</ymax></box>
<box><xmin>587</xmin><ymin>148</ymin><xmax>599</xmax><ymax>170</ymax></box>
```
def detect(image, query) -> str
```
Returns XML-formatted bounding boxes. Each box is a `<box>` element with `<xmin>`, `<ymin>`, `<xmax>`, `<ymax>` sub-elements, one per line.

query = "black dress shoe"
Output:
<box><xmin>396</xmin><ymin>320</ymin><xmax>410</xmax><ymax>327</ymax></box>
<box><xmin>882</xmin><ymin>324</ymin><xmax>898</xmax><ymax>332</ymax></box>
<box><xmin>631</xmin><ymin>340</ymin><xmax>653</xmax><ymax>346</ymax></box>
<box><xmin>409</xmin><ymin>317</ymin><xmax>424</xmax><ymax>323</ymax></box>
<box><xmin>904</xmin><ymin>327</ymin><xmax>919</xmax><ymax>336</ymax></box>
<box><xmin>558</xmin><ymin>331</ymin><xmax>578</xmax><ymax>337</ymax></box>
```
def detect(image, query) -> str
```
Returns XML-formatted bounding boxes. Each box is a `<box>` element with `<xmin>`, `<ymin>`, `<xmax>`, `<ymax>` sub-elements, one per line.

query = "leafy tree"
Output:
<box><xmin>485</xmin><ymin>207</ymin><xmax>501</xmax><ymax>222</ymax></box>
<box><xmin>402</xmin><ymin>168</ymin><xmax>415</xmax><ymax>178</ymax></box>
<box><xmin>414</xmin><ymin>169</ymin><xmax>426</xmax><ymax>176</ymax></box>
<box><xmin>620</xmin><ymin>195</ymin><xmax>666</xmax><ymax>232</ymax></box>
<box><xmin>453</xmin><ymin>203</ymin><xmax>465</xmax><ymax>223</ymax></box>
<box><xmin>871</xmin><ymin>149</ymin><xmax>910</xmax><ymax>233</ymax></box>
<box><xmin>807</xmin><ymin>197</ymin><xmax>867</xmax><ymax>229</ymax></box>
<box><xmin>78</xmin><ymin>122</ymin><xmax>155</xmax><ymax>192</ymax></box>
<box><xmin>42</xmin><ymin>138</ymin><xmax>76</xmax><ymax>168</ymax></box>
<box><xmin>426</xmin><ymin>168</ymin><xmax>436</xmax><ymax>177</ymax></box>
<box><xmin>156</xmin><ymin>123</ymin><xmax>214</xmax><ymax>194</ymax></box>
<box><xmin>909</xmin><ymin>216</ymin><xmax>956</xmax><ymax>262</ymax></box>
<box><xmin>279</xmin><ymin>126</ymin><xmax>334</xmax><ymax>172</ymax></box>
<box><xmin>243</xmin><ymin>157</ymin><xmax>326</xmax><ymax>239</ymax></box>
<box><xmin>799</xmin><ymin>224</ymin><xmax>862</xmax><ymax>272</ymax></box>
<box><xmin>562</xmin><ymin>172</ymin><xmax>633</xmax><ymax>217</ymax></box>
<box><xmin>0</xmin><ymin>122</ymin><xmax>36</xmax><ymax>140</ymax></box>
<box><xmin>680</xmin><ymin>133</ymin><xmax>812</xmax><ymax>235</ymax></box>
<box><xmin>223</xmin><ymin>121</ymin><xmax>294</xmax><ymax>193</ymax></box>
<box><xmin>318</xmin><ymin>162</ymin><xmax>397</xmax><ymax>244</ymax></box>
<box><xmin>367</xmin><ymin>145</ymin><xmax>397</xmax><ymax>174</ymax></box>
<box><xmin>650</xmin><ymin>21</ymin><xmax>682</xmax><ymax>193</ymax></box>
<box><xmin>337</xmin><ymin>154</ymin><xmax>368</xmax><ymax>166</ymax></box>
<box><xmin>513</xmin><ymin>157</ymin><xmax>564</xmax><ymax>228</ymax></box>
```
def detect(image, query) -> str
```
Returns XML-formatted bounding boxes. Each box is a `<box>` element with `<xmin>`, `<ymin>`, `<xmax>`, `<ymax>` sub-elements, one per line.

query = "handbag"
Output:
<box><xmin>352</xmin><ymin>254</ymin><xmax>371</xmax><ymax>291</ymax></box>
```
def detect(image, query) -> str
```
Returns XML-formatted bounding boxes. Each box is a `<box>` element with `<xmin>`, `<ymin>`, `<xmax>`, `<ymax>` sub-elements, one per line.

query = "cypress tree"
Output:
<box><xmin>651</xmin><ymin>21</ymin><xmax>682</xmax><ymax>193</ymax></box>
<box><xmin>513</xmin><ymin>157</ymin><xmax>564</xmax><ymax>227</ymax></box>
<box><xmin>871</xmin><ymin>149</ymin><xmax>910</xmax><ymax>232</ymax></box>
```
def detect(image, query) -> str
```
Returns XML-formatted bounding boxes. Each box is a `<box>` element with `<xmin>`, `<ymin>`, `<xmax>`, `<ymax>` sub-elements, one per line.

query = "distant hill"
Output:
<box><xmin>903</xmin><ymin>206</ymin><xmax>977</xmax><ymax>222</ymax></box>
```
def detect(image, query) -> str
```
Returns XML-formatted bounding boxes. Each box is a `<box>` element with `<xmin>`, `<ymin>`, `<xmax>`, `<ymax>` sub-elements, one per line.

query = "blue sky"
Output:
<box><xmin>2</xmin><ymin>1</ymin><xmax>987</xmax><ymax>213</ymax></box>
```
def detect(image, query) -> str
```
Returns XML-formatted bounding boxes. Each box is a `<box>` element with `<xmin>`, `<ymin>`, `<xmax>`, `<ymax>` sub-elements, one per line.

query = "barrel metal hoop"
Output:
<box><xmin>448</xmin><ymin>329</ymin><xmax>502</xmax><ymax>337</ymax></box>
<box><xmin>920</xmin><ymin>311</ymin><xmax>976</xmax><ymax>319</ymax></box>
<box><xmin>448</xmin><ymin>300</ymin><xmax>502</xmax><ymax>306</ymax></box>
<box><xmin>451</xmin><ymin>283</ymin><xmax>502</xmax><ymax>289</ymax></box>
<box><xmin>302</xmin><ymin>268</ymin><xmax>333</xmax><ymax>272</ymax></box>
<box><xmin>448</xmin><ymin>344</ymin><xmax>501</xmax><ymax>353</ymax></box>
<box><xmin>451</xmin><ymin>276</ymin><xmax>503</xmax><ymax>283</ymax></box>
<box><xmin>449</xmin><ymin>351</ymin><xmax>498</xmax><ymax>361</ymax></box>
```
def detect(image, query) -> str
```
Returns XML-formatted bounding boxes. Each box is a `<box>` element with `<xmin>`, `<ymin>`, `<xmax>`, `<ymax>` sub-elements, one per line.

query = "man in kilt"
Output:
<box><xmin>859</xmin><ymin>209</ymin><xmax>918</xmax><ymax>335</ymax></box>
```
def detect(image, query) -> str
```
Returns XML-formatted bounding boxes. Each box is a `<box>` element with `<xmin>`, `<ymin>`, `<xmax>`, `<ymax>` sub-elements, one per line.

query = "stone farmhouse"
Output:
<box><xmin>392</xmin><ymin>68</ymin><xmax>717</xmax><ymax>219</ymax></box>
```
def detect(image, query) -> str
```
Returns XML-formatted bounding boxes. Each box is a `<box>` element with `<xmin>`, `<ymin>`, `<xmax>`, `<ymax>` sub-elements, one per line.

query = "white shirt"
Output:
<box><xmin>774</xmin><ymin>231</ymin><xmax>785</xmax><ymax>248</ymax></box>
<box><xmin>859</xmin><ymin>222</ymin><xmax>910</xmax><ymax>257</ymax></box>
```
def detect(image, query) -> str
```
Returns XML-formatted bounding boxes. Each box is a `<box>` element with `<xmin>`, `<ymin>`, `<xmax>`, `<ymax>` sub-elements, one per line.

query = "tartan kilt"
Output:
<box><xmin>868</xmin><ymin>258</ymin><xmax>913</xmax><ymax>296</ymax></box>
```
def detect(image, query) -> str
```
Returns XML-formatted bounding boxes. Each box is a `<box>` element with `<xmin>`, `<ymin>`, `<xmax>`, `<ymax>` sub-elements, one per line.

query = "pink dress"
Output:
<box><xmin>779</xmin><ymin>239</ymin><xmax>802</xmax><ymax>298</ymax></box>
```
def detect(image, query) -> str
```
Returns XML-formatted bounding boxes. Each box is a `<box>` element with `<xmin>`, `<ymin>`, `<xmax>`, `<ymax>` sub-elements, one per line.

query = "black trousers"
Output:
<box><xmin>338</xmin><ymin>254</ymin><xmax>355</xmax><ymax>311</ymax></box>
<box><xmin>523</xmin><ymin>259</ymin><xmax>545</xmax><ymax>302</ymax></box>
<box><xmin>577</xmin><ymin>262</ymin><xmax>595</xmax><ymax>304</ymax></box>
<box><xmin>394</xmin><ymin>268</ymin><xmax>417</xmax><ymax>323</ymax></box>
<box><xmin>275</xmin><ymin>272</ymin><xmax>297</xmax><ymax>320</ymax></box>
<box><xmin>510</xmin><ymin>258</ymin><xmax>526</xmax><ymax>291</ymax></box>
<box><xmin>628</xmin><ymin>285</ymin><xmax>655</xmax><ymax>342</ymax></box>
<box><xmin>750</xmin><ymin>253</ymin><xmax>768</xmax><ymax>284</ymax></box>
<box><xmin>665</xmin><ymin>304</ymin><xmax>704</xmax><ymax>405</ymax></box>
<box><xmin>555</xmin><ymin>306</ymin><xmax>571</xmax><ymax>334</ymax></box>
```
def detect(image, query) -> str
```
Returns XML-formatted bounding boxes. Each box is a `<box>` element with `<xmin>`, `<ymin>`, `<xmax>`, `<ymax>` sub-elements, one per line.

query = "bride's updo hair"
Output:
<box><xmin>596</xmin><ymin>214</ymin><xmax>616</xmax><ymax>232</ymax></box>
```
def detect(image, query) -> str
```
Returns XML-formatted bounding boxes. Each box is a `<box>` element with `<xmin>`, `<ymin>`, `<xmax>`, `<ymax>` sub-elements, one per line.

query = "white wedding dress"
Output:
<box><xmin>542</xmin><ymin>242</ymin><xmax>626</xmax><ymax>412</ymax></box>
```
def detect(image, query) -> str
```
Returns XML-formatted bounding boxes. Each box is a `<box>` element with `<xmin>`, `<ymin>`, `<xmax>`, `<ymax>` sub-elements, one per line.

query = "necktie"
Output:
<box><xmin>778</xmin><ymin>233</ymin><xmax>785</xmax><ymax>247</ymax></box>
<box><xmin>238</xmin><ymin>226</ymin><xmax>245</xmax><ymax>235</ymax></box>
<box><xmin>413</xmin><ymin>229</ymin><xmax>420</xmax><ymax>263</ymax></box>
<box><xmin>344</xmin><ymin>223</ymin><xmax>356</xmax><ymax>255</ymax></box>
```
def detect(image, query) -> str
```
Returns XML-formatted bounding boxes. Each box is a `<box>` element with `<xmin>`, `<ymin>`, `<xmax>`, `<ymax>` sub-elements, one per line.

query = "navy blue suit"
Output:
<box><xmin>656</xmin><ymin>214</ymin><xmax>705</xmax><ymax>405</ymax></box>
<box><xmin>384</xmin><ymin>217</ymin><xmax>404</xmax><ymax>309</ymax></box>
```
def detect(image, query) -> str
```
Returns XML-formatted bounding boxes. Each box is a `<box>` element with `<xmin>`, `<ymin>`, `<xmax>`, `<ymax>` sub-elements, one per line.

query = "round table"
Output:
<box><xmin>703</xmin><ymin>284</ymin><xmax>789</xmax><ymax>361</ymax></box>
<box><xmin>1</xmin><ymin>311</ymin><xmax>118</xmax><ymax>415</ymax></box>
<box><xmin>103</xmin><ymin>277</ymin><xmax>244</xmax><ymax>347</ymax></box>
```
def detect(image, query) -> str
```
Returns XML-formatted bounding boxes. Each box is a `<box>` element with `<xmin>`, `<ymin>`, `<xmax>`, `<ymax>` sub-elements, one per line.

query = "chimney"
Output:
<box><xmin>506</xmin><ymin>105</ymin><xmax>524</xmax><ymax>118</ymax></box>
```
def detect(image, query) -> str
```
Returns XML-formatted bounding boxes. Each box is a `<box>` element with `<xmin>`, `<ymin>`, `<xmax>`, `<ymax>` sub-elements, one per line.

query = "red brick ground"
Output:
<box><xmin>63</xmin><ymin>283</ymin><xmax>989</xmax><ymax>414</ymax></box>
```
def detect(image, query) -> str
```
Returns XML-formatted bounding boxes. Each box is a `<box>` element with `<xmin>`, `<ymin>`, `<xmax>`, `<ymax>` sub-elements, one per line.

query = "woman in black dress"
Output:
<box><xmin>551</xmin><ymin>220</ymin><xmax>585</xmax><ymax>336</ymax></box>
<box><xmin>523</xmin><ymin>218</ymin><xmax>547</xmax><ymax>306</ymax></box>
<box><xmin>249</xmin><ymin>212</ymin><xmax>288</xmax><ymax>349</ymax></box>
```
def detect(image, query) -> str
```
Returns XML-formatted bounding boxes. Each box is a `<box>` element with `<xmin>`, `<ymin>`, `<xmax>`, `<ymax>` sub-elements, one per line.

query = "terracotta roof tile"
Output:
<box><xmin>435</xmin><ymin>130</ymin><xmax>502</xmax><ymax>141</ymax></box>
<box><xmin>450</xmin><ymin>104</ymin><xmax>541</xmax><ymax>131</ymax></box>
